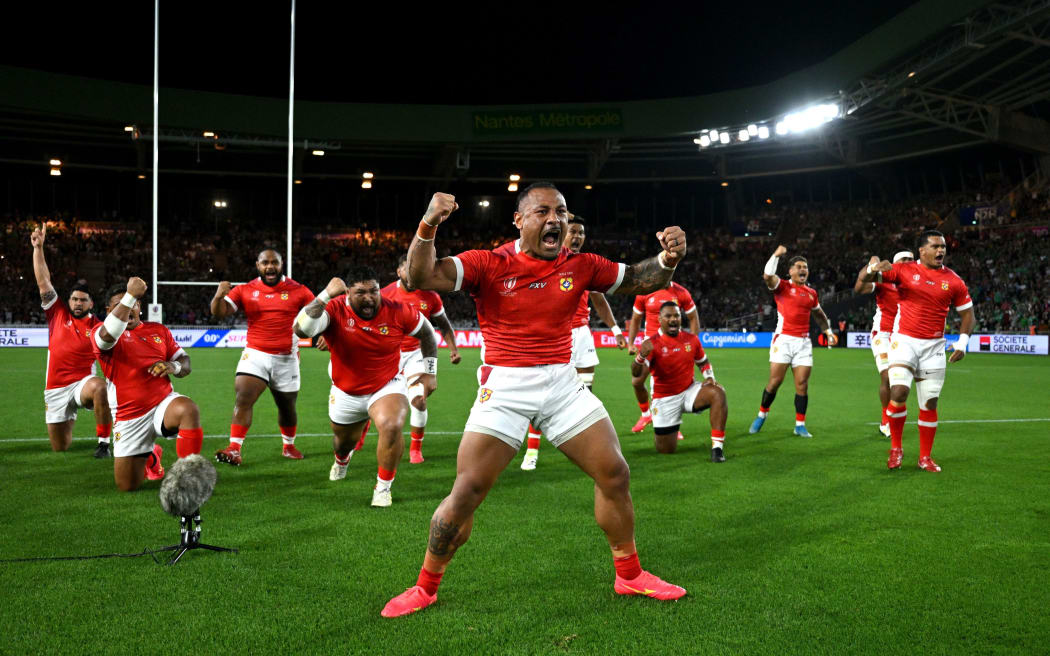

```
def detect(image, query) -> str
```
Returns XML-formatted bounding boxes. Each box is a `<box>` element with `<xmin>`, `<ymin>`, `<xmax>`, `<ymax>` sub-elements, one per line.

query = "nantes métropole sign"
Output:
<box><xmin>472</xmin><ymin>108</ymin><xmax>623</xmax><ymax>136</ymax></box>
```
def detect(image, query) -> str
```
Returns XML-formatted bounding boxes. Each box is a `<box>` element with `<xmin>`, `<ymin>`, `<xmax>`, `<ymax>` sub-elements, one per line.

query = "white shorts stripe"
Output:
<box><xmin>917</xmin><ymin>420</ymin><xmax>938</xmax><ymax>427</ymax></box>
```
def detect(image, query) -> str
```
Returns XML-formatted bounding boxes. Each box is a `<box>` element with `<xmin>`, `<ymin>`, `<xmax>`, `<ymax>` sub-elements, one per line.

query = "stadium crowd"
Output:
<box><xmin>3</xmin><ymin>186</ymin><xmax>1047</xmax><ymax>334</ymax></box>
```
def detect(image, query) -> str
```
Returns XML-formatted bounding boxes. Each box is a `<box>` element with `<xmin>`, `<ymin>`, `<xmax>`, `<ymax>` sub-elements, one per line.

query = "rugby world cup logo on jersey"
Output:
<box><xmin>346</xmin><ymin>318</ymin><xmax>355</xmax><ymax>331</ymax></box>
<box><xmin>503</xmin><ymin>277</ymin><xmax>517</xmax><ymax>291</ymax></box>
<box><xmin>253</xmin><ymin>290</ymin><xmax>260</xmax><ymax>297</ymax></box>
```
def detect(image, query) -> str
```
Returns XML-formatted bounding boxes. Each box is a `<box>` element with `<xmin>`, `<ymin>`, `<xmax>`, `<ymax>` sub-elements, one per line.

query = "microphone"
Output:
<box><xmin>159</xmin><ymin>454</ymin><xmax>217</xmax><ymax>517</ymax></box>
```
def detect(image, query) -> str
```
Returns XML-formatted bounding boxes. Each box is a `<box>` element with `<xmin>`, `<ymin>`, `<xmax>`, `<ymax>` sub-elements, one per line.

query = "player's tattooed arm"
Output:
<box><xmin>854</xmin><ymin>257</ymin><xmax>880</xmax><ymax>294</ymax></box>
<box><xmin>430</xmin><ymin>312</ymin><xmax>462</xmax><ymax>364</ymax></box>
<box><xmin>30</xmin><ymin>223</ymin><xmax>57</xmax><ymax>302</ymax></box>
<box><xmin>617</xmin><ymin>256</ymin><xmax>675</xmax><ymax>296</ymax></box>
<box><xmin>427</xmin><ymin>516</ymin><xmax>461</xmax><ymax>557</ymax></box>
<box><xmin>407</xmin><ymin>193</ymin><xmax>460</xmax><ymax>292</ymax></box>
<box><xmin>294</xmin><ymin>278</ymin><xmax>340</xmax><ymax>337</ymax></box>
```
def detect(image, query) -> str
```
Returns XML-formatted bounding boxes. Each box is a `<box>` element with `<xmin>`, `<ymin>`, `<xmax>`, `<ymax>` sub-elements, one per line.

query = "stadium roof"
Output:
<box><xmin>2</xmin><ymin>0</ymin><xmax>1048</xmax><ymax>184</ymax></box>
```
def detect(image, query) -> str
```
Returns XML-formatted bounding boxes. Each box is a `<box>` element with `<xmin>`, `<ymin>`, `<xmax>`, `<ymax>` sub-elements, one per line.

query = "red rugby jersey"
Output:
<box><xmin>225</xmin><ymin>277</ymin><xmax>314</xmax><ymax>355</ymax></box>
<box><xmin>43</xmin><ymin>296</ymin><xmax>101</xmax><ymax>389</ymax></box>
<box><xmin>632</xmin><ymin>282</ymin><xmax>696</xmax><ymax>338</ymax></box>
<box><xmin>92</xmin><ymin>322</ymin><xmax>184</xmax><ymax>421</ymax></box>
<box><xmin>322</xmin><ymin>297</ymin><xmax>424</xmax><ymax>395</ymax></box>
<box><xmin>452</xmin><ymin>246</ymin><xmax>625</xmax><ymax>366</ymax></box>
<box><xmin>881</xmin><ymin>262</ymin><xmax>972</xmax><ymax>339</ymax></box>
<box><xmin>572</xmin><ymin>294</ymin><xmax>591</xmax><ymax>329</ymax></box>
<box><xmin>771</xmin><ymin>279</ymin><xmax>819</xmax><ymax>338</ymax></box>
<box><xmin>872</xmin><ymin>282</ymin><xmax>901</xmax><ymax>334</ymax></box>
<box><xmin>644</xmin><ymin>330</ymin><xmax>707</xmax><ymax>398</ymax></box>
<box><xmin>380</xmin><ymin>281</ymin><xmax>444</xmax><ymax>352</ymax></box>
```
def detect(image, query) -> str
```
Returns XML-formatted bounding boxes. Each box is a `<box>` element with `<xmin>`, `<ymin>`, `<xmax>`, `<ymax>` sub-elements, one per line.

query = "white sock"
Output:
<box><xmin>230</xmin><ymin>437</ymin><xmax>245</xmax><ymax>447</ymax></box>
<box><xmin>641</xmin><ymin>410</ymin><xmax>651</xmax><ymax>418</ymax></box>
<box><xmin>712</xmin><ymin>438</ymin><xmax>724</xmax><ymax>449</ymax></box>
<box><xmin>525</xmin><ymin>448</ymin><xmax>539</xmax><ymax>458</ymax></box>
<box><xmin>795</xmin><ymin>420</ymin><xmax>805</xmax><ymax>427</ymax></box>
<box><xmin>758</xmin><ymin>410</ymin><xmax>768</xmax><ymax>419</ymax></box>
<box><xmin>376</xmin><ymin>475</ymin><xmax>393</xmax><ymax>492</ymax></box>
<box><xmin>98</xmin><ymin>437</ymin><xmax>110</xmax><ymax>444</ymax></box>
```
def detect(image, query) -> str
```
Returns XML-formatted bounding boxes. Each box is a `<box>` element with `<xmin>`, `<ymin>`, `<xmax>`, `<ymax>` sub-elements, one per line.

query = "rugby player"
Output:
<box><xmin>627</xmin><ymin>281</ymin><xmax>699</xmax><ymax>437</ymax></box>
<box><xmin>860</xmin><ymin>230</ymin><xmax>975</xmax><ymax>472</ymax></box>
<box><xmin>381</xmin><ymin>255</ymin><xmax>461</xmax><ymax>464</ymax></box>
<box><xmin>632</xmin><ymin>302</ymin><xmax>728</xmax><ymax>462</ymax></box>
<box><xmin>294</xmin><ymin>266</ymin><xmax>437</xmax><ymax>507</ymax></box>
<box><xmin>210</xmin><ymin>250</ymin><xmax>314</xmax><ymax>465</ymax></box>
<box><xmin>92</xmin><ymin>278</ymin><xmax>203</xmax><ymax>491</ymax></box>
<box><xmin>381</xmin><ymin>184</ymin><xmax>688</xmax><ymax>617</ymax></box>
<box><xmin>30</xmin><ymin>224</ymin><xmax>113</xmax><ymax>456</ymax></box>
<box><xmin>854</xmin><ymin>250</ymin><xmax>914</xmax><ymax>436</ymax></box>
<box><xmin>749</xmin><ymin>245</ymin><xmax>837</xmax><ymax>438</ymax></box>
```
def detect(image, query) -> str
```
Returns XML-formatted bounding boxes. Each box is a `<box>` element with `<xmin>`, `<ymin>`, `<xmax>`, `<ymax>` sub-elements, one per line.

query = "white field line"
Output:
<box><xmin>0</xmin><ymin>431</ymin><xmax>467</xmax><ymax>443</ymax></box>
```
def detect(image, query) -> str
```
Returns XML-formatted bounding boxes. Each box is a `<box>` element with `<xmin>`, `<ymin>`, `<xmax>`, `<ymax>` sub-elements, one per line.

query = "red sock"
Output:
<box><xmin>759</xmin><ymin>405</ymin><xmax>770</xmax><ymax>414</ymax></box>
<box><xmin>528</xmin><ymin>423</ymin><xmax>542</xmax><ymax>436</ymax></box>
<box><xmin>176</xmin><ymin>427</ymin><xmax>204</xmax><ymax>458</ymax></box>
<box><xmin>334</xmin><ymin>450</ymin><xmax>350</xmax><ymax>466</ymax></box>
<box><xmin>230</xmin><ymin>423</ymin><xmax>248</xmax><ymax>448</ymax></box>
<box><xmin>378</xmin><ymin>466</ymin><xmax>396</xmax><ymax>482</ymax></box>
<box><xmin>881</xmin><ymin>406</ymin><xmax>889</xmax><ymax>425</ymax></box>
<box><xmin>613</xmin><ymin>553</ymin><xmax>643</xmax><ymax>580</ymax></box>
<box><xmin>416</xmin><ymin>566</ymin><xmax>444</xmax><ymax>596</ymax></box>
<box><xmin>888</xmin><ymin>404</ymin><xmax>907</xmax><ymax>450</ymax></box>
<box><xmin>410</xmin><ymin>428</ymin><xmax>424</xmax><ymax>450</ymax></box>
<box><xmin>795</xmin><ymin>413</ymin><xmax>806</xmax><ymax>423</ymax></box>
<box><xmin>526</xmin><ymin>436</ymin><xmax>541</xmax><ymax>450</ymax></box>
<box><xmin>96</xmin><ymin>423</ymin><xmax>111</xmax><ymax>438</ymax></box>
<box><xmin>918</xmin><ymin>409</ymin><xmax>938</xmax><ymax>459</ymax></box>
<box><xmin>280</xmin><ymin>424</ymin><xmax>297</xmax><ymax>446</ymax></box>
<box><xmin>638</xmin><ymin>402</ymin><xmax>649</xmax><ymax>413</ymax></box>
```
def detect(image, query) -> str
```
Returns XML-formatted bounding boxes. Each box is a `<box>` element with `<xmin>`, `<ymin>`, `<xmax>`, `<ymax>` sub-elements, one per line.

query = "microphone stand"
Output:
<box><xmin>155</xmin><ymin>509</ymin><xmax>238</xmax><ymax>566</ymax></box>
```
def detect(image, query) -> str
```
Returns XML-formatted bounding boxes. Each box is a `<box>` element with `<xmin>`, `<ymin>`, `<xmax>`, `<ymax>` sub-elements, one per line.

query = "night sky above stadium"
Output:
<box><xmin>6</xmin><ymin>1</ymin><xmax>915</xmax><ymax>104</ymax></box>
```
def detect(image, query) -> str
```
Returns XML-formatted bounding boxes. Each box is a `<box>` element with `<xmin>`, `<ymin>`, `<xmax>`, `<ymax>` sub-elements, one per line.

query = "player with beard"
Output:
<box><xmin>30</xmin><ymin>223</ymin><xmax>113</xmax><ymax>456</ymax></box>
<box><xmin>860</xmin><ymin>230</ymin><xmax>974</xmax><ymax>472</ymax></box>
<box><xmin>210</xmin><ymin>250</ymin><xmax>314</xmax><ymax>465</ymax></box>
<box><xmin>381</xmin><ymin>183</ymin><xmax>688</xmax><ymax>618</ymax></box>
<box><xmin>854</xmin><ymin>250</ymin><xmax>914</xmax><ymax>437</ymax></box>
<box><xmin>632</xmin><ymin>302</ymin><xmax>728</xmax><ymax>462</ymax></box>
<box><xmin>749</xmin><ymin>245</ymin><xmax>837</xmax><ymax>438</ymax></box>
<box><xmin>92</xmin><ymin>278</ymin><xmax>203</xmax><ymax>491</ymax></box>
<box><xmin>381</xmin><ymin>255</ymin><xmax>461</xmax><ymax>464</ymax></box>
<box><xmin>516</xmin><ymin>214</ymin><xmax>628</xmax><ymax>471</ymax></box>
<box><xmin>294</xmin><ymin>266</ymin><xmax>437</xmax><ymax>507</ymax></box>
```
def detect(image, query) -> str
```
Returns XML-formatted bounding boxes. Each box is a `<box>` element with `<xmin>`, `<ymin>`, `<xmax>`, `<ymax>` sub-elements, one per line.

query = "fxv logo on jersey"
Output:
<box><xmin>529</xmin><ymin>282</ymin><xmax>547</xmax><ymax>289</ymax></box>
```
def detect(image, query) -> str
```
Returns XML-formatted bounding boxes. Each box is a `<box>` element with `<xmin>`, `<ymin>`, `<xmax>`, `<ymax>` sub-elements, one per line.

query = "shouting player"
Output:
<box><xmin>627</xmin><ymin>281</ymin><xmax>699</xmax><ymax>436</ymax></box>
<box><xmin>294</xmin><ymin>266</ymin><xmax>437</xmax><ymax>507</ymax></box>
<box><xmin>381</xmin><ymin>184</ymin><xmax>688</xmax><ymax>618</ymax></box>
<box><xmin>749</xmin><ymin>245</ymin><xmax>837</xmax><ymax>438</ymax></box>
<box><xmin>382</xmin><ymin>255</ymin><xmax>461</xmax><ymax>464</ymax></box>
<box><xmin>854</xmin><ymin>250</ymin><xmax>914</xmax><ymax>436</ymax></box>
<box><xmin>92</xmin><ymin>278</ymin><xmax>203</xmax><ymax>491</ymax></box>
<box><xmin>210</xmin><ymin>249</ymin><xmax>314</xmax><ymax>465</ymax></box>
<box><xmin>860</xmin><ymin>230</ymin><xmax>974</xmax><ymax>472</ymax></box>
<box><xmin>632</xmin><ymin>302</ymin><xmax>728</xmax><ymax>462</ymax></box>
<box><xmin>30</xmin><ymin>224</ymin><xmax>113</xmax><ymax>456</ymax></box>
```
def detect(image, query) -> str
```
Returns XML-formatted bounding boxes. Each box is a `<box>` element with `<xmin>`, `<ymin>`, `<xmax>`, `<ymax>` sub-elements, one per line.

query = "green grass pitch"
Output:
<box><xmin>0</xmin><ymin>346</ymin><xmax>1048</xmax><ymax>655</ymax></box>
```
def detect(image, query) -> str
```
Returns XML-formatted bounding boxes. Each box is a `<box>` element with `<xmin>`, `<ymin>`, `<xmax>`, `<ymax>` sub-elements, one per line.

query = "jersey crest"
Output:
<box><xmin>559</xmin><ymin>277</ymin><xmax>574</xmax><ymax>292</ymax></box>
<box><xmin>379</xmin><ymin>326</ymin><xmax>389</xmax><ymax>335</ymax></box>
<box><xmin>419</xmin><ymin>302</ymin><xmax>428</xmax><ymax>310</ymax></box>
<box><xmin>479</xmin><ymin>388</ymin><xmax>493</xmax><ymax>403</ymax></box>
<box><xmin>941</xmin><ymin>282</ymin><xmax>949</xmax><ymax>291</ymax></box>
<box><xmin>281</xmin><ymin>292</ymin><xmax>289</xmax><ymax>300</ymax></box>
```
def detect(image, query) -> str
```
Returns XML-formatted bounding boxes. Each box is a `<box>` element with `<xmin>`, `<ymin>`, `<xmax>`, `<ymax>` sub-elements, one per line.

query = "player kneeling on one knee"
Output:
<box><xmin>92</xmin><ymin>278</ymin><xmax>204</xmax><ymax>492</ymax></box>
<box><xmin>632</xmin><ymin>302</ymin><xmax>728</xmax><ymax>462</ymax></box>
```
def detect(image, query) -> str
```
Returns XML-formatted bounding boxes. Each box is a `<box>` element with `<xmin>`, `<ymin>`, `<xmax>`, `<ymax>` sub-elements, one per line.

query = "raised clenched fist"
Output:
<box><xmin>217</xmin><ymin>281</ymin><xmax>232</xmax><ymax>296</ymax></box>
<box><xmin>127</xmin><ymin>277</ymin><xmax>147</xmax><ymax>298</ymax></box>
<box><xmin>324</xmin><ymin>277</ymin><xmax>347</xmax><ymax>299</ymax></box>
<box><xmin>774</xmin><ymin>245</ymin><xmax>788</xmax><ymax>257</ymax></box>
<box><xmin>423</xmin><ymin>193</ymin><xmax>459</xmax><ymax>226</ymax></box>
<box><xmin>656</xmin><ymin>226</ymin><xmax>687</xmax><ymax>266</ymax></box>
<box><xmin>30</xmin><ymin>224</ymin><xmax>46</xmax><ymax>248</ymax></box>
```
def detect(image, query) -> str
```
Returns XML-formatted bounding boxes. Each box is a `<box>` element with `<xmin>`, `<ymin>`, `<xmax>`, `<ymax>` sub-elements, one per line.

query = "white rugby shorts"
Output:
<box><xmin>112</xmin><ymin>392</ymin><xmax>182</xmax><ymax>458</ymax></box>
<box><xmin>888</xmin><ymin>333</ymin><xmax>947</xmax><ymax>377</ymax></box>
<box><xmin>871</xmin><ymin>331</ymin><xmax>892</xmax><ymax>373</ymax></box>
<box><xmin>44</xmin><ymin>375</ymin><xmax>114</xmax><ymax>424</ymax></box>
<box><xmin>570</xmin><ymin>325</ymin><xmax>600</xmax><ymax>369</ymax></box>
<box><xmin>769</xmin><ymin>334</ymin><xmax>813</xmax><ymax>367</ymax></box>
<box><xmin>399</xmin><ymin>348</ymin><xmax>428</xmax><ymax>381</ymax></box>
<box><xmin>465</xmin><ymin>363</ymin><xmax>608</xmax><ymax>449</ymax></box>
<box><xmin>235</xmin><ymin>347</ymin><xmax>301</xmax><ymax>392</ymax></box>
<box><xmin>651</xmin><ymin>381</ymin><xmax>705</xmax><ymax>429</ymax></box>
<box><xmin>328</xmin><ymin>375</ymin><xmax>408</xmax><ymax>425</ymax></box>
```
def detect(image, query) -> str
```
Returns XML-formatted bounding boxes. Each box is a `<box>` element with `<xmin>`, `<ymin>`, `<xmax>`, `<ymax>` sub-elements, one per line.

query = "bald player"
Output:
<box><xmin>210</xmin><ymin>249</ymin><xmax>314</xmax><ymax>465</ymax></box>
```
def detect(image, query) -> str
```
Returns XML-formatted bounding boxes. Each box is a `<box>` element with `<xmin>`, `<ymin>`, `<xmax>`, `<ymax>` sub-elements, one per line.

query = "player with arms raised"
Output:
<box><xmin>92</xmin><ymin>278</ymin><xmax>203</xmax><ymax>491</ymax></box>
<box><xmin>632</xmin><ymin>302</ymin><xmax>728</xmax><ymax>462</ymax></box>
<box><xmin>381</xmin><ymin>183</ymin><xmax>688</xmax><ymax>618</ymax></box>
<box><xmin>627</xmin><ymin>281</ymin><xmax>699</xmax><ymax>436</ymax></box>
<box><xmin>854</xmin><ymin>250</ymin><xmax>914</xmax><ymax>436</ymax></box>
<box><xmin>210</xmin><ymin>250</ymin><xmax>314</xmax><ymax>465</ymax></box>
<box><xmin>748</xmin><ymin>245</ymin><xmax>836</xmax><ymax>438</ymax></box>
<box><xmin>381</xmin><ymin>255</ymin><xmax>461</xmax><ymax>464</ymax></box>
<box><xmin>294</xmin><ymin>266</ymin><xmax>437</xmax><ymax>507</ymax></box>
<box><xmin>30</xmin><ymin>224</ymin><xmax>113</xmax><ymax>456</ymax></box>
<box><xmin>860</xmin><ymin>230</ymin><xmax>974</xmax><ymax>472</ymax></box>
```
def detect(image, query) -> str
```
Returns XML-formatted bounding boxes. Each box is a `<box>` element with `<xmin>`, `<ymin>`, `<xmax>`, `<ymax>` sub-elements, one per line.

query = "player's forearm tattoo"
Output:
<box><xmin>304</xmin><ymin>298</ymin><xmax>326</xmax><ymax>318</ymax></box>
<box><xmin>418</xmin><ymin>327</ymin><xmax>438</xmax><ymax>359</ymax></box>
<box><xmin>40</xmin><ymin>289</ymin><xmax>57</xmax><ymax>305</ymax></box>
<box><xmin>428</xmin><ymin>516</ymin><xmax>460</xmax><ymax>556</ymax></box>
<box><xmin>616</xmin><ymin>256</ymin><xmax>674</xmax><ymax>295</ymax></box>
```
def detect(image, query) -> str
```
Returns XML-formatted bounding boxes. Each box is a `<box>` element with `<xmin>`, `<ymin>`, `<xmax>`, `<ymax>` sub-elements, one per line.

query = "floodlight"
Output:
<box><xmin>584</xmin><ymin>185</ymin><xmax>593</xmax><ymax>190</ymax></box>
<box><xmin>775</xmin><ymin>122</ymin><xmax>788</xmax><ymax>135</ymax></box>
<box><xmin>720</xmin><ymin>181</ymin><xmax>729</xmax><ymax>187</ymax></box>
<box><xmin>124</xmin><ymin>125</ymin><xmax>135</xmax><ymax>132</ymax></box>
<box><xmin>747</xmin><ymin>124</ymin><xmax>758</xmax><ymax>136</ymax></box>
<box><xmin>49</xmin><ymin>168</ymin><xmax>61</xmax><ymax>176</ymax></box>
<box><xmin>709</xmin><ymin>129</ymin><xmax>719</xmax><ymax>141</ymax></box>
<box><xmin>699</xmin><ymin>135</ymin><xmax>711</xmax><ymax>147</ymax></box>
<box><xmin>202</xmin><ymin>131</ymin><xmax>216</xmax><ymax>138</ymax></box>
<box><xmin>362</xmin><ymin>172</ymin><xmax>374</xmax><ymax>179</ymax></box>
<box><xmin>509</xmin><ymin>173</ymin><xmax>521</xmax><ymax>182</ymax></box>
<box><xmin>757</xmin><ymin>125</ymin><xmax>770</xmax><ymax>139</ymax></box>
<box><xmin>508</xmin><ymin>183</ymin><xmax>519</xmax><ymax>192</ymax></box>
<box><xmin>311</xmin><ymin>150</ymin><xmax>325</xmax><ymax>156</ymax></box>
<box><xmin>49</xmin><ymin>159</ymin><xmax>61</xmax><ymax>166</ymax></box>
<box><xmin>361</xmin><ymin>180</ymin><xmax>372</xmax><ymax>189</ymax></box>
<box><xmin>719</xmin><ymin>132</ymin><xmax>730</xmax><ymax>144</ymax></box>
<box><xmin>738</xmin><ymin>129</ymin><xmax>750</xmax><ymax>142</ymax></box>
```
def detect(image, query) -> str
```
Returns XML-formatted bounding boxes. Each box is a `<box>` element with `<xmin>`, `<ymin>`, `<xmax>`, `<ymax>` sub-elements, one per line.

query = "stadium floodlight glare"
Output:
<box><xmin>698</xmin><ymin>135</ymin><xmax>711</xmax><ymax>147</ymax></box>
<box><xmin>584</xmin><ymin>185</ymin><xmax>593</xmax><ymax>190</ymax></box>
<box><xmin>738</xmin><ymin>129</ymin><xmax>750</xmax><ymax>142</ymax></box>
<box><xmin>294</xmin><ymin>179</ymin><xmax>302</xmax><ymax>185</ymax></box>
<box><xmin>508</xmin><ymin>182</ymin><xmax>519</xmax><ymax>192</ymax></box>
<box><xmin>908</xmin><ymin>71</ymin><xmax>916</xmax><ymax>78</ymax></box>
<box><xmin>123</xmin><ymin>125</ymin><xmax>135</xmax><ymax>132</ymax></box>
<box><xmin>719</xmin><ymin>132</ymin><xmax>730</xmax><ymax>144</ymax></box>
<box><xmin>49</xmin><ymin>159</ymin><xmax>61</xmax><ymax>166</ymax></box>
<box><xmin>709</xmin><ymin>129</ymin><xmax>719</xmax><ymax>141</ymax></box>
<box><xmin>782</xmin><ymin>102</ymin><xmax>840</xmax><ymax>134</ymax></box>
<box><xmin>775</xmin><ymin>121</ymin><xmax>788</xmax><ymax>135</ymax></box>
<box><xmin>720</xmin><ymin>181</ymin><xmax>729</xmax><ymax>187</ymax></box>
<box><xmin>202</xmin><ymin>131</ymin><xmax>216</xmax><ymax>138</ymax></box>
<box><xmin>49</xmin><ymin>167</ymin><xmax>61</xmax><ymax>176</ymax></box>
<box><xmin>137</xmin><ymin>174</ymin><xmax>146</xmax><ymax>179</ymax></box>
<box><xmin>213</xmin><ymin>200</ymin><xmax>228</xmax><ymax>208</ymax></box>
<box><xmin>693</xmin><ymin>137</ymin><xmax>702</xmax><ymax>145</ymax></box>
<box><xmin>478</xmin><ymin>200</ymin><xmax>490</xmax><ymax>207</ymax></box>
<box><xmin>509</xmin><ymin>173</ymin><xmax>521</xmax><ymax>182</ymax></box>
<box><xmin>361</xmin><ymin>180</ymin><xmax>372</xmax><ymax>189</ymax></box>
<box><xmin>311</xmin><ymin>149</ymin><xmax>325</xmax><ymax>156</ymax></box>
<box><xmin>757</xmin><ymin>125</ymin><xmax>770</xmax><ymax>139</ymax></box>
<box><xmin>362</xmin><ymin>172</ymin><xmax>374</xmax><ymax>179</ymax></box>
<box><xmin>747</xmin><ymin>124</ymin><xmax>758</xmax><ymax>136</ymax></box>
